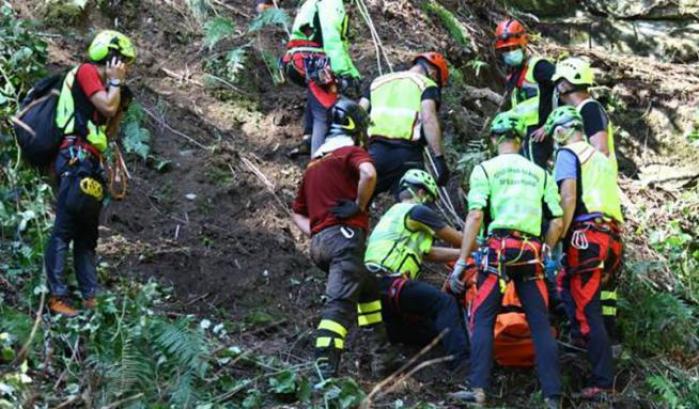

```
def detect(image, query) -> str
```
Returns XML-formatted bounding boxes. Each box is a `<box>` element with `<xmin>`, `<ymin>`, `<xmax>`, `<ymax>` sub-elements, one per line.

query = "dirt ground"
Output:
<box><xmin>18</xmin><ymin>0</ymin><xmax>698</xmax><ymax>406</ymax></box>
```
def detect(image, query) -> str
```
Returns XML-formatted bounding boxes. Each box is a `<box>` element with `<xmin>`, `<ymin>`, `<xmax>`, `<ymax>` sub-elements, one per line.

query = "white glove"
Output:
<box><xmin>449</xmin><ymin>259</ymin><xmax>469</xmax><ymax>294</ymax></box>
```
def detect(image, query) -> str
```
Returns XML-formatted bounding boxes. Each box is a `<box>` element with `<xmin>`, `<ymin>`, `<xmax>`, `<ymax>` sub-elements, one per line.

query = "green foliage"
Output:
<box><xmin>466</xmin><ymin>58</ymin><xmax>489</xmax><ymax>77</ymax></box>
<box><xmin>0</xmin><ymin>3</ymin><xmax>48</xmax><ymax>128</ymax></box>
<box><xmin>185</xmin><ymin>0</ymin><xmax>212</xmax><ymax>23</ymax></box>
<box><xmin>42</xmin><ymin>0</ymin><xmax>89</xmax><ymax>27</ymax></box>
<box><xmin>204</xmin><ymin>45</ymin><xmax>249</xmax><ymax>84</ymax></box>
<box><xmin>620</xmin><ymin>278</ymin><xmax>697</xmax><ymax>358</ymax></box>
<box><xmin>121</xmin><ymin>102</ymin><xmax>152</xmax><ymax>161</ymax></box>
<box><xmin>420</xmin><ymin>1</ymin><xmax>470</xmax><ymax>49</ymax></box>
<box><xmin>248</xmin><ymin>7</ymin><xmax>291</xmax><ymax>33</ymax></box>
<box><xmin>203</xmin><ymin>17</ymin><xmax>236</xmax><ymax>51</ymax></box>
<box><xmin>646</xmin><ymin>364</ymin><xmax>699</xmax><ymax>409</ymax></box>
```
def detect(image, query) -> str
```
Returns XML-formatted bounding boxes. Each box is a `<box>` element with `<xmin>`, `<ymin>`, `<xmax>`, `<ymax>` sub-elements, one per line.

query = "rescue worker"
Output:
<box><xmin>494</xmin><ymin>19</ymin><xmax>557</xmax><ymax>168</ymax></box>
<box><xmin>553</xmin><ymin>57</ymin><xmax>618</xmax><ymax>171</ymax></box>
<box><xmin>284</xmin><ymin>0</ymin><xmax>361</xmax><ymax>158</ymax></box>
<box><xmin>546</xmin><ymin>106</ymin><xmax>623</xmax><ymax>399</ymax></box>
<box><xmin>291</xmin><ymin>98</ymin><xmax>395</xmax><ymax>379</ymax></box>
<box><xmin>358</xmin><ymin>53</ymin><xmax>450</xmax><ymax>196</ymax></box>
<box><xmin>447</xmin><ymin>112</ymin><xmax>564</xmax><ymax>408</ymax></box>
<box><xmin>364</xmin><ymin>169</ymin><xmax>468</xmax><ymax>373</ymax></box>
<box><xmin>45</xmin><ymin>30</ymin><xmax>136</xmax><ymax>317</ymax></box>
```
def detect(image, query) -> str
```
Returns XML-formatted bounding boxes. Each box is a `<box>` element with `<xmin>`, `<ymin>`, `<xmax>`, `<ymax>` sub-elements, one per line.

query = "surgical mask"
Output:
<box><xmin>502</xmin><ymin>49</ymin><xmax>524</xmax><ymax>66</ymax></box>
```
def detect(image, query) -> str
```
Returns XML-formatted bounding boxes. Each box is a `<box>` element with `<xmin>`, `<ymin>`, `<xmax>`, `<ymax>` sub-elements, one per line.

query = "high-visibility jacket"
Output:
<box><xmin>55</xmin><ymin>66</ymin><xmax>108</xmax><ymax>153</ymax></box>
<box><xmin>509</xmin><ymin>56</ymin><xmax>545</xmax><ymax>128</ymax></box>
<box><xmin>367</xmin><ymin>71</ymin><xmax>437</xmax><ymax>142</ymax></box>
<box><xmin>467</xmin><ymin>153</ymin><xmax>563</xmax><ymax>237</ymax></box>
<box><xmin>576</xmin><ymin>98</ymin><xmax>617</xmax><ymax>172</ymax></box>
<box><xmin>559</xmin><ymin>141</ymin><xmax>624</xmax><ymax>223</ymax></box>
<box><xmin>288</xmin><ymin>0</ymin><xmax>359</xmax><ymax>78</ymax></box>
<box><xmin>364</xmin><ymin>203</ymin><xmax>434</xmax><ymax>280</ymax></box>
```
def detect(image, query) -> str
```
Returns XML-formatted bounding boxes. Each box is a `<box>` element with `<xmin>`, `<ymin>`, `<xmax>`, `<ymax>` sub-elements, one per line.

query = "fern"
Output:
<box><xmin>648</xmin><ymin>374</ymin><xmax>682</xmax><ymax>408</ymax></box>
<box><xmin>185</xmin><ymin>0</ymin><xmax>212</xmax><ymax>23</ymax></box>
<box><xmin>203</xmin><ymin>17</ymin><xmax>236</xmax><ymax>51</ymax></box>
<box><xmin>248</xmin><ymin>8</ymin><xmax>291</xmax><ymax>34</ymax></box>
<box><xmin>153</xmin><ymin>319</ymin><xmax>209</xmax><ymax>377</ymax></box>
<box><xmin>224</xmin><ymin>47</ymin><xmax>247</xmax><ymax>82</ymax></box>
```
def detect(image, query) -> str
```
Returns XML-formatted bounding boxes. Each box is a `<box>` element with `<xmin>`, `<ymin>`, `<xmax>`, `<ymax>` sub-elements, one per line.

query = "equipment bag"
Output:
<box><xmin>11</xmin><ymin>73</ymin><xmax>67</xmax><ymax>168</ymax></box>
<box><xmin>280</xmin><ymin>47</ymin><xmax>333</xmax><ymax>87</ymax></box>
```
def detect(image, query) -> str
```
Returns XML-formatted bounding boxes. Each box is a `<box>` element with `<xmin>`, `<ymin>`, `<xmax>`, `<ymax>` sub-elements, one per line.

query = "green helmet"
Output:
<box><xmin>552</xmin><ymin>57</ymin><xmax>593</xmax><ymax>86</ymax></box>
<box><xmin>88</xmin><ymin>30</ymin><xmax>136</xmax><ymax>63</ymax></box>
<box><xmin>399</xmin><ymin>169</ymin><xmax>439</xmax><ymax>201</ymax></box>
<box><xmin>544</xmin><ymin>106</ymin><xmax>583</xmax><ymax>143</ymax></box>
<box><xmin>490</xmin><ymin>111</ymin><xmax>526</xmax><ymax>141</ymax></box>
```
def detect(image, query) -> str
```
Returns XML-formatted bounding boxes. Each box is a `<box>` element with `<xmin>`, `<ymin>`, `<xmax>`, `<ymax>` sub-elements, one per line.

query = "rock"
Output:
<box><xmin>497</xmin><ymin>0</ymin><xmax>577</xmax><ymax>17</ymax></box>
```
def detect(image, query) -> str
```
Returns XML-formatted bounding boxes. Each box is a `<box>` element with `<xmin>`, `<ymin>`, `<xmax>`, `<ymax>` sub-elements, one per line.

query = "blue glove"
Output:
<box><xmin>544</xmin><ymin>256</ymin><xmax>560</xmax><ymax>281</ymax></box>
<box><xmin>449</xmin><ymin>259</ymin><xmax>468</xmax><ymax>294</ymax></box>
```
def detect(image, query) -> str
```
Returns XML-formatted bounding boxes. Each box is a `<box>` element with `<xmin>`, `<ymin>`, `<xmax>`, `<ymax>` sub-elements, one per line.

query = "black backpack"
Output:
<box><xmin>11</xmin><ymin>72</ymin><xmax>68</xmax><ymax>168</ymax></box>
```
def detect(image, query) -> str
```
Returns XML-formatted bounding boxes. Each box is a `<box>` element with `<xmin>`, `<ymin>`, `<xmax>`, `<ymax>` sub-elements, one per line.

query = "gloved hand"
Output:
<box><xmin>331</xmin><ymin>199</ymin><xmax>361</xmax><ymax>219</ymax></box>
<box><xmin>448</xmin><ymin>259</ymin><xmax>468</xmax><ymax>294</ymax></box>
<box><xmin>434</xmin><ymin>155</ymin><xmax>450</xmax><ymax>186</ymax></box>
<box><xmin>544</xmin><ymin>255</ymin><xmax>561</xmax><ymax>281</ymax></box>
<box><xmin>338</xmin><ymin>76</ymin><xmax>361</xmax><ymax>98</ymax></box>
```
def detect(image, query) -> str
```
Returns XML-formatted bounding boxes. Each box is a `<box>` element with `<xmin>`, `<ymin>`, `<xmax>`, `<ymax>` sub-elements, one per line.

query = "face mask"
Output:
<box><xmin>502</xmin><ymin>49</ymin><xmax>524</xmax><ymax>66</ymax></box>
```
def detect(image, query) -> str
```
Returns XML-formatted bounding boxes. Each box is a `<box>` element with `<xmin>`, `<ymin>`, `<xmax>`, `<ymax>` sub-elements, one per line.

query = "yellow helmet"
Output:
<box><xmin>88</xmin><ymin>30</ymin><xmax>136</xmax><ymax>63</ymax></box>
<box><xmin>552</xmin><ymin>57</ymin><xmax>593</xmax><ymax>86</ymax></box>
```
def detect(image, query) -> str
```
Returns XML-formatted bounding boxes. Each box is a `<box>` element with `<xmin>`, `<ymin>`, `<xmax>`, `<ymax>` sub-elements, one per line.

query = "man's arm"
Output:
<box><xmin>292</xmin><ymin>213</ymin><xmax>311</xmax><ymax>237</ymax></box>
<box><xmin>89</xmin><ymin>59</ymin><xmax>127</xmax><ymax>118</ymax></box>
<box><xmin>318</xmin><ymin>0</ymin><xmax>360</xmax><ymax>78</ymax></box>
<box><xmin>589</xmin><ymin>131</ymin><xmax>610</xmax><ymax>157</ymax></box>
<box><xmin>421</xmin><ymin>99</ymin><xmax>443</xmax><ymax>156</ymax></box>
<box><xmin>559</xmin><ymin>179</ymin><xmax>577</xmax><ymax>238</ymax></box>
<box><xmin>356</xmin><ymin>162</ymin><xmax>377</xmax><ymax>211</ymax></box>
<box><xmin>425</xmin><ymin>247</ymin><xmax>461</xmax><ymax>262</ymax></box>
<box><xmin>544</xmin><ymin>217</ymin><xmax>563</xmax><ymax>249</ymax></box>
<box><xmin>457</xmin><ymin>210</ymin><xmax>484</xmax><ymax>261</ymax></box>
<box><xmin>435</xmin><ymin>226</ymin><xmax>463</xmax><ymax>248</ymax></box>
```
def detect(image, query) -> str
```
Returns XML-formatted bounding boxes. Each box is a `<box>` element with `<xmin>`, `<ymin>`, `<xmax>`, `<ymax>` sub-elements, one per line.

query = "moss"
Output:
<box><xmin>42</xmin><ymin>0</ymin><xmax>86</xmax><ymax>27</ymax></box>
<box><xmin>420</xmin><ymin>1</ymin><xmax>470</xmax><ymax>49</ymax></box>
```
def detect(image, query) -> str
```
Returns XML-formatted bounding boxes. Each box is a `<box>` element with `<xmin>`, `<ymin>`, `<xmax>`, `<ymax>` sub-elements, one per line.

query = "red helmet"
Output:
<box><xmin>413</xmin><ymin>52</ymin><xmax>449</xmax><ymax>87</ymax></box>
<box><xmin>495</xmin><ymin>19</ymin><xmax>528</xmax><ymax>50</ymax></box>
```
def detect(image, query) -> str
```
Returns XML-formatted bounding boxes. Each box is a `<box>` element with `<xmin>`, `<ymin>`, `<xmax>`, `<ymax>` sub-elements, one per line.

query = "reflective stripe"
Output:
<box><xmin>317</xmin><ymin>319</ymin><xmax>347</xmax><ymax>338</ymax></box>
<box><xmin>602</xmin><ymin>306</ymin><xmax>617</xmax><ymax>316</ymax></box>
<box><xmin>601</xmin><ymin>291</ymin><xmax>617</xmax><ymax>301</ymax></box>
<box><xmin>357</xmin><ymin>300</ymin><xmax>382</xmax><ymax>314</ymax></box>
<box><xmin>334</xmin><ymin>338</ymin><xmax>344</xmax><ymax>349</ymax></box>
<box><xmin>316</xmin><ymin>337</ymin><xmax>331</xmax><ymax>348</ymax></box>
<box><xmin>358</xmin><ymin>312</ymin><xmax>382</xmax><ymax>326</ymax></box>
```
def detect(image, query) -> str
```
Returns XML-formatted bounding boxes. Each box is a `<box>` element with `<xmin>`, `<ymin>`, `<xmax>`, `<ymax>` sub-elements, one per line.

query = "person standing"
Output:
<box><xmin>45</xmin><ymin>30</ymin><xmax>136</xmax><ymax>317</ymax></box>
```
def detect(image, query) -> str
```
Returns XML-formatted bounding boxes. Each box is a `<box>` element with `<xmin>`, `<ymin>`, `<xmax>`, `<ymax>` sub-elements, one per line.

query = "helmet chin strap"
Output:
<box><xmin>405</xmin><ymin>185</ymin><xmax>427</xmax><ymax>204</ymax></box>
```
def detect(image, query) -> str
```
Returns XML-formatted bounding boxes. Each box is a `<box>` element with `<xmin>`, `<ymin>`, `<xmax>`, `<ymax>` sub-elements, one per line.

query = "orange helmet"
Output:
<box><xmin>495</xmin><ymin>19</ymin><xmax>528</xmax><ymax>50</ymax></box>
<box><xmin>413</xmin><ymin>52</ymin><xmax>449</xmax><ymax>87</ymax></box>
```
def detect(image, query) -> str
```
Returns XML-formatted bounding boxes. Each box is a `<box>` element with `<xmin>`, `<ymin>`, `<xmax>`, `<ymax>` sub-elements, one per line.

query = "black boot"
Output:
<box><xmin>363</xmin><ymin>325</ymin><xmax>400</xmax><ymax>378</ymax></box>
<box><xmin>314</xmin><ymin>347</ymin><xmax>341</xmax><ymax>381</ymax></box>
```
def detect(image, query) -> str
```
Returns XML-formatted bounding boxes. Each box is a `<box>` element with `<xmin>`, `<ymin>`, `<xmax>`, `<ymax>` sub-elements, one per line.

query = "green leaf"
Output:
<box><xmin>203</xmin><ymin>17</ymin><xmax>235</xmax><ymax>51</ymax></box>
<box><xmin>224</xmin><ymin>47</ymin><xmax>247</xmax><ymax>82</ymax></box>
<box><xmin>121</xmin><ymin>103</ymin><xmax>152</xmax><ymax>161</ymax></box>
<box><xmin>268</xmin><ymin>370</ymin><xmax>296</xmax><ymax>395</ymax></box>
<box><xmin>248</xmin><ymin>8</ymin><xmax>291</xmax><ymax>33</ymax></box>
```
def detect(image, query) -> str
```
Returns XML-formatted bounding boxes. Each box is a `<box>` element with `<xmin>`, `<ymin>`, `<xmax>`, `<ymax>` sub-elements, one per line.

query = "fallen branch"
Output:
<box><xmin>11</xmin><ymin>287</ymin><xmax>46</xmax><ymax>366</ymax></box>
<box><xmin>361</xmin><ymin>330</ymin><xmax>447</xmax><ymax>408</ymax></box>
<box><xmin>236</xmin><ymin>158</ymin><xmax>291</xmax><ymax>216</ymax></box>
<box><xmin>142</xmin><ymin>106</ymin><xmax>209</xmax><ymax>150</ymax></box>
<box><xmin>211</xmin><ymin>0</ymin><xmax>252</xmax><ymax>19</ymax></box>
<box><xmin>99</xmin><ymin>393</ymin><xmax>145</xmax><ymax>409</ymax></box>
<box><xmin>161</xmin><ymin>67</ymin><xmax>203</xmax><ymax>87</ymax></box>
<box><xmin>378</xmin><ymin>355</ymin><xmax>454</xmax><ymax>398</ymax></box>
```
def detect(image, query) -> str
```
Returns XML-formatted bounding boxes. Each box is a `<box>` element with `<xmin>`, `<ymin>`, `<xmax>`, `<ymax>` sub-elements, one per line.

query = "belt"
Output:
<box><xmin>60</xmin><ymin>136</ymin><xmax>101</xmax><ymax>160</ymax></box>
<box><xmin>490</xmin><ymin>229</ymin><xmax>539</xmax><ymax>241</ymax></box>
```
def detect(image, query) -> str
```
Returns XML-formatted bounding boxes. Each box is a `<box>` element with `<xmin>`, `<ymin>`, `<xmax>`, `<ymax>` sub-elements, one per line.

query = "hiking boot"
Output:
<box><xmin>363</xmin><ymin>325</ymin><xmax>400</xmax><ymax>378</ymax></box>
<box><xmin>544</xmin><ymin>397</ymin><xmax>561</xmax><ymax>409</ymax></box>
<box><xmin>48</xmin><ymin>296</ymin><xmax>78</xmax><ymax>318</ymax></box>
<box><xmin>447</xmin><ymin>387</ymin><xmax>486</xmax><ymax>405</ymax></box>
<box><xmin>83</xmin><ymin>297</ymin><xmax>97</xmax><ymax>310</ymax></box>
<box><xmin>314</xmin><ymin>349</ymin><xmax>341</xmax><ymax>381</ymax></box>
<box><xmin>580</xmin><ymin>386</ymin><xmax>613</xmax><ymax>400</ymax></box>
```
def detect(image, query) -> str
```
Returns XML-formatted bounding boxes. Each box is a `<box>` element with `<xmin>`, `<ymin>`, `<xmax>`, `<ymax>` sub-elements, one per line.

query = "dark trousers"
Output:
<box><xmin>380</xmin><ymin>276</ymin><xmax>469</xmax><ymax>371</ymax></box>
<box><xmin>368</xmin><ymin>140</ymin><xmax>424</xmax><ymax>198</ymax></box>
<box><xmin>45</xmin><ymin>147</ymin><xmax>103</xmax><ymax>299</ymax></box>
<box><xmin>469</xmin><ymin>273</ymin><xmax>561</xmax><ymax>398</ymax></box>
<box><xmin>307</xmin><ymin>89</ymin><xmax>330</xmax><ymax>156</ymax></box>
<box><xmin>310</xmin><ymin>225</ymin><xmax>385</xmax><ymax>355</ymax></box>
<box><xmin>521</xmin><ymin>125</ymin><xmax>554</xmax><ymax>169</ymax></box>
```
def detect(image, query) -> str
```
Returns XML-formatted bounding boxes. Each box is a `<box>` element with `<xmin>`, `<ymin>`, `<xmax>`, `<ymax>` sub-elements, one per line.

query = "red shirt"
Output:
<box><xmin>292</xmin><ymin>146</ymin><xmax>373</xmax><ymax>235</ymax></box>
<box><xmin>76</xmin><ymin>63</ymin><xmax>108</xmax><ymax>125</ymax></box>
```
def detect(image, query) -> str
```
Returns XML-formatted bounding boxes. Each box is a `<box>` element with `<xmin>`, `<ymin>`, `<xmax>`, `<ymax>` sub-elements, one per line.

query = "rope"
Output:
<box><xmin>107</xmin><ymin>144</ymin><xmax>129</xmax><ymax>201</ymax></box>
<box><xmin>424</xmin><ymin>147</ymin><xmax>465</xmax><ymax>229</ymax></box>
<box><xmin>354</xmin><ymin>0</ymin><xmax>393</xmax><ymax>74</ymax></box>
